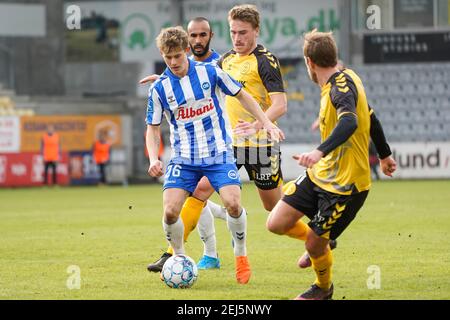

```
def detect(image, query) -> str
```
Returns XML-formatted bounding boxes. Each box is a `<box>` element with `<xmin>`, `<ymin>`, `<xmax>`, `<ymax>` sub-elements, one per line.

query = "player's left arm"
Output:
<box><xmin>368</xmin><ymin>106</ymin><xmax>397</xmax><ymax>176</ymax></box>
<box><xmin>258</xmin><ymin>52</ymin><xmax>287</xmax><ymax>122</ymax></box>
<box><xmin>294</xmin><ymin>80</ymin><xmax>358</xmax><ymax>168</ymax></box>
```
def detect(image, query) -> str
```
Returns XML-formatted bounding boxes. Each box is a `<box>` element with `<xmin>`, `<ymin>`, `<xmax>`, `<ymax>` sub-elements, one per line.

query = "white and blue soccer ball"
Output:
<box><xmin>161</xmin><ymin>254</ymin><xmax>198</xmax><ymax>289</ymax></box>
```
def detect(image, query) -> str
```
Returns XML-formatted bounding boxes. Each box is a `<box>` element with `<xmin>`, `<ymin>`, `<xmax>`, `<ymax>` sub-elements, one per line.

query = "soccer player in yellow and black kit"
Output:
<box><xmin>190</xmin><ymin>4</ymin><xmax>288</xmax><ymax>283</ymax></box>
<box><xmin>267</xmin><ymin>30</ymin><xmax>396</xmax><ymax>299</ymax></box>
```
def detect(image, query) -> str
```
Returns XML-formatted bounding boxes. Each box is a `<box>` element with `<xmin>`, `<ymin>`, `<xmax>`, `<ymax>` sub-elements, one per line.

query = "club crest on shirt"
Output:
<box><xmin>201</xmin><ymin>82</ymin><xmax>210</xmax><ymax>90</ymax></box>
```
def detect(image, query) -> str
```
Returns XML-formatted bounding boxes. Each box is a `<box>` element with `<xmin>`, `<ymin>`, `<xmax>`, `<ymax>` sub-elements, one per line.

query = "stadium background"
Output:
<box><xmin>1</xmin><ymin>0</ymin><xmax>449</xmax><ymax>185</ymax></box>
<box><xmin>0</xmin><ymin>0</ymin><xmax>449</xmax><ymax>300</ymax></box>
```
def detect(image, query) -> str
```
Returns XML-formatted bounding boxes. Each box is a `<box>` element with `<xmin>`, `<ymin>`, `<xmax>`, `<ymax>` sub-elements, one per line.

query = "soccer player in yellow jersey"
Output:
<box><xmin>267</xmin><ymin>30</ymin><xmax>396</xmax><ymax>299</ymax></box>
<box><xmin>192</xmin><ymin>4</ymin><xmax>288</xmax><ymax>279</ymax></box>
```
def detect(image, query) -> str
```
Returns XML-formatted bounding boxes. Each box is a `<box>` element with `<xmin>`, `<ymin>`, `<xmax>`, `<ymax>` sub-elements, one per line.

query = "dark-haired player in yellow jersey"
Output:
<box><xmin>267</xmin><ymin>30</ymin><xmax>396</xmax><ymax>300</ymax></box>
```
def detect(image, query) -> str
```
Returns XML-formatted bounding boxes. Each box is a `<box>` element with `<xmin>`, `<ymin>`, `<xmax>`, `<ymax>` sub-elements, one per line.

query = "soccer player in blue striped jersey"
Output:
<box><xmin>146</xmin><ymin>26</ymin><xmax>284</xmax><ymax>284</ymax></box>
<box><xmin>143</xmin><ymin>18</ymin><xmax>227</xmax><ymax>273</ymax></box>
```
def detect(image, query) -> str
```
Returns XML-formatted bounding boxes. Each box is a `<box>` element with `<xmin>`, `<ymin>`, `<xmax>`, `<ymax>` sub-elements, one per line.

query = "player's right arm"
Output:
<box><xmin>234</xmin><ymin>89</ymin><xmax>285</xmax><ymax>143</ymax></box>
<box><xmin>213</xmin><ymin>64</ymin><xmax>284</xmax><ymax>142</ymax></box>
<box><xmin>294</xmin><ymin>77</ymin><xmax>358</xmax><ymax>168</ymax></box>
<box><xmin>146</xmin><ymin>125</ymin><xmax>163</xmax><ymax>177</ymax></box>
<box><xmin>146</xmin><ymin>86</ymin><xmax>164</xmax><ymax>177</ymax></box>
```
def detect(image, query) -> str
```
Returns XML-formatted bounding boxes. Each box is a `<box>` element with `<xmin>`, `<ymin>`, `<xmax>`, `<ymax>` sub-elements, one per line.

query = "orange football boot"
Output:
<box><xmin>235</xmin><ymin>256</ymin><xmax>251</xmax><ymax>284</ymax></box>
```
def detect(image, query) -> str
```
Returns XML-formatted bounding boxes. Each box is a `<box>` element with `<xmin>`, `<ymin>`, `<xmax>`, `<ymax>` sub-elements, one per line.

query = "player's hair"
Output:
<box><xmin>190</xmin><ymin>17</ymin><xmax>210</xmax><ymax>25</ymax></box>
<box><xmin>187</xmin><ymin>17</ymin><xmax>211</xmax><ymax>32</ymax></box>
<box><xmin>156</xmin><ymin>26</ymin><xmax>189</xmax><ymax>54</ymax></box>
<box><xmin>303</xmin><ymin>29</ymin><xmax>338</xmax><ymax>68</ymax></box>
<box><xmin>228</xmin><ymin>4</ymin><xmax>260</xmax><ymax>29</ymax></box>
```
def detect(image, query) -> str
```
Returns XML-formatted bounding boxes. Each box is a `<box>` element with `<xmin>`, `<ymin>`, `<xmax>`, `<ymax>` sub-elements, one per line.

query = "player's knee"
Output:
<box><xmin>164</xmin><ymin>205</ymin><xmax>181</xmax><ymax>224</ymax></box>
<box><xmin>262</xmin><ymin>201</ymin><xmax>276</xmax><ymax>212</ymax></box>
<box><xmin>223</xmin><ymin>200</ymin><xmax>240</xmax><ymax>217</ymax></box>
<box><xmin>192</xmin><ymin>178</ymin><xmax>214</xmax><ymax>201</ymax></box>
<box><xmin>266</xmin><ymin>218</ymin><xmax>284</xmax><ymax>235</ymax></box>
<box><xmin>192</xmin><ymin>185</ymin><xmax>213</xmax><ymax>201</ymax></box>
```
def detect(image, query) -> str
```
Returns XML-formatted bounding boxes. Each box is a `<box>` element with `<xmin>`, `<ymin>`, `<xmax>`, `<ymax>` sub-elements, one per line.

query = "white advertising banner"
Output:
<box><xmin>75</xmin><ymin>0</ymin><xmax>338</xmax><ymax>62</ymax></box>
<box><xmin>183</xmin><ymin>0</ymin><xmax>340</xmax><ymax>58</ymax></box>
<box><xmin>66</xmin><ymin>0</ymin><xmax>339</xmax><ymax>96</ymax></box>
<box><xmin>0</xmin><ymin>4</ymin><xmax>46</xmax><ymax>37</ymax></box>
<box><xmin>121</xmin><ymin>0</ymin><xmax>339</xmax><ymax>62</ymax></box>
<box><xmin>278</xmin><ymin>142</ymin><xmax>450</xmax><ymax>181</ymax></box>
<box><xmin>0</xmin><ymin>116</ymin><xmax>20</xmax><ymax>153</ymax></box>
<box><xmin>388</xmin><ymin>142</ymin><xmax>450</xmax><ymax>179</ymax></box>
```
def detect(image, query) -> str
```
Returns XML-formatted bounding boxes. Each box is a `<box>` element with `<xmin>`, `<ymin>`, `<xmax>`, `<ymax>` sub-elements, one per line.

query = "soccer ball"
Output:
<box><xmin>161</xmin><ymin>254</ymin><xmax>198</xmax><ymax>289</ymax></box>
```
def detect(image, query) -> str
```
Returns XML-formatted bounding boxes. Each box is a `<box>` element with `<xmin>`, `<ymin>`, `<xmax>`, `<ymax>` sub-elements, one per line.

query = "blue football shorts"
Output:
<box><xmin>162</xmin><ymin>161</ymin><xmax>241</xmax><ymax>193</ymax></box>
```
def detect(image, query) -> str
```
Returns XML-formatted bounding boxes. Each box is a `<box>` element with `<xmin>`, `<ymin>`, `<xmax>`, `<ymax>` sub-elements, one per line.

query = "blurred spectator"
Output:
<box><xmin>94</xmin><ymin>12</ymin><xmax>108</xmax><ymax>44</ymax></box>
<box><xmin>92</xmin><ymin>130</ymin><xmax>111</xmax><ymax>185</ymax></box>
<box><xmin>41</xmin><ymin>124</ymin><xmax>61</xmax><ymax>185</ymax></box>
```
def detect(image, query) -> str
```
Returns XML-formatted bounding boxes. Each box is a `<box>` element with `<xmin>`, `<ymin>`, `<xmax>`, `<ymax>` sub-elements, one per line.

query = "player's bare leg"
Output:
<box><xmin>219</xmin><ymin>184</ymin><xmax>251</xmax><ymax>284</ymax></box>
<box><xmin>266</xmin><ymin>200</ymin><xmax>305</xmax><ymax>235</ymax></box>
<box><xmin>257</xmin><ymin>185</ymin><xmax>283</xmax><ymax>211</ymax></box>
<box><xmin>192</xmin><ymin>176</ymin><xmax>215</xmax><ymax>200</ymax></box>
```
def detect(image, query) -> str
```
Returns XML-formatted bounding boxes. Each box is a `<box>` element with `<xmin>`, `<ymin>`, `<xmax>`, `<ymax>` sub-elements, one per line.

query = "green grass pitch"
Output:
<box><xmin>1</xmin><ymin>180</ymin><xmax>449</xmax><ymax>299</ymax></box>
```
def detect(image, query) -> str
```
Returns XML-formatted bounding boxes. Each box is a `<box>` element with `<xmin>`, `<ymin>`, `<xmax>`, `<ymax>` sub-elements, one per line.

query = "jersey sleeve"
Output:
<box><xmin>217</xmin><ymin>55</ymin><xmax>223</xmax><ymax>69</ymax></box>
<box><xmin>146</xmin><ymin>86</ymin><xmax>164</xmax><ymax>126</ymax></box>
<box><xmin>317</xmin><ymin>114</ymin><xmax>358</xmax><ymax>156</ymax></box>
<box><xmin>217</xmin><ymin>50</ymin><xmax>232</xmax><ymax>69</ymax></box>
<box><xmin>215</xmin><ymin>66</ymin><xmax>242</xmax><ymax>96</ymax></box>
<box><xmin>257</xmin><ymin>51</ymin><xmax>285</xmax><ymax>93</ymax></box>
<box><xmin>368</xmin><ymin>105</ymin><xmax>392</xmax><ymax>159</ymax></box>
<box><xmin>330</xmin><ymin>75</ymin><xmax>358</xmax><ymax>117</ymax></box>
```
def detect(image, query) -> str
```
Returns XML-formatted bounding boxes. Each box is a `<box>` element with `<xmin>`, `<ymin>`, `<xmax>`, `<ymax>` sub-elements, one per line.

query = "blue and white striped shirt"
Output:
<box><xmin>193</xmin><ymin>50</ymin><xmax>220</xmax><ymax>65</ymax></box>
<box><xmin>147</xmin><ymin>59</ymin><xmax>242</xmax><ymax>165</ymax></box>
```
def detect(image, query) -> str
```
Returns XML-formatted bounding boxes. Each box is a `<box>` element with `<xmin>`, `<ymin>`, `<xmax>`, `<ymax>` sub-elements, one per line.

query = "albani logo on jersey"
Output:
<box><xmin>176</xmin><ymin>99</ymin><xmax>216</xmax><ymax>121</ymax></box>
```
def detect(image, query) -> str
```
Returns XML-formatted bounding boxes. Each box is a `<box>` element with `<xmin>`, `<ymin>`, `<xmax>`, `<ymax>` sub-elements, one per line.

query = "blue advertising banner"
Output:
<box><xmin>69</xmin><ymin>150</ymin><xmax>100</xmax><ymax>185</ymax></box>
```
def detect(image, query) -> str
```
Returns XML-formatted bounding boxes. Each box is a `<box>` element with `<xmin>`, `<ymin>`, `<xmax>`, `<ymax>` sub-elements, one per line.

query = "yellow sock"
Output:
<box><xmin>166</xmin><ymin>197</ymin><xmax>205</xmax><ymax>255</ymax></box>
<box><xmin>285</xmin><ymin>220</ymin><xmax>310</xmax><ymax>241</ymax></box>
<box><xmin>311</xmin><ymin>248</ymin><xmax>333</xmax><ymax>289</ymax></box>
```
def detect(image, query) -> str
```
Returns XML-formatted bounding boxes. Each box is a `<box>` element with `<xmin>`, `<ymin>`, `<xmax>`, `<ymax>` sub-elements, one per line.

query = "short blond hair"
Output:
<box><xmin>156</xmin><ymin>26</ymin><xmax>189</xmax><ymax>54</ymax></box>
<box><xmin>303</xmin><ymin>30</ymin><xmax>338</xmax><ymax>68</ymax></box>
<box><xmin>228</xmin><ymin>4</ymin><xmax>260</xmax><ymax>29</ymax></box>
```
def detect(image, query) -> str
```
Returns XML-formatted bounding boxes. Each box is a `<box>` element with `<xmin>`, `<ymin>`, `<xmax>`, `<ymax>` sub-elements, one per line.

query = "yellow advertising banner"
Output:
<box><xmin>20</xmin><ymin>115</ymin><xmax>122</xmax><ymax>152</ymax></box>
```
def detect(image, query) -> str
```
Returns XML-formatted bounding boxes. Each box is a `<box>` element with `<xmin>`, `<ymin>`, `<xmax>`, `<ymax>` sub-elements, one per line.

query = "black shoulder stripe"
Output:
<box><xmin>218</xmin><ymin>50</ymin><xmax>235</xmax><ymax>68</ymax></box>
